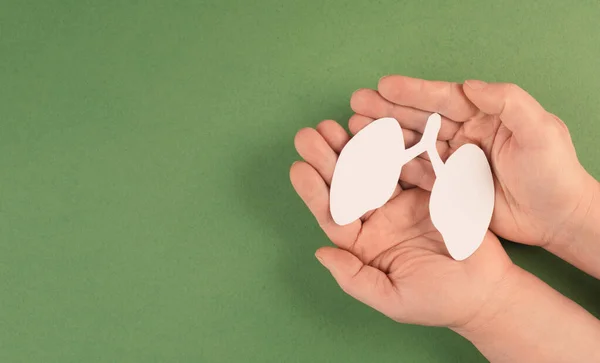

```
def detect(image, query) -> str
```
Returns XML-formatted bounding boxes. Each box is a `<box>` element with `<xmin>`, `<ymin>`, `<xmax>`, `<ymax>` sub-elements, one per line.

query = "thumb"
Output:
<box><xmin>463</xmin><ymin>80</ymin><xmax>550</xmax><ymax>146</ymax></box>
<box><xmin>315</xmin><ymin>247</ymin><xmax>399</xmax><ymax>317</ymax></box>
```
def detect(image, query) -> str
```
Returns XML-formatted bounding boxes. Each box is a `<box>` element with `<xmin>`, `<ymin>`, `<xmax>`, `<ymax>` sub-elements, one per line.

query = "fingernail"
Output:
<box><xmin>379</xmin><ymin>75</ymin><xmax>389</xmax><ymax>83</ymax></box>
<box><xmin>465</xmin><ymin>80</ymin><xmax>487</xmax><ymax>90</ymax></box>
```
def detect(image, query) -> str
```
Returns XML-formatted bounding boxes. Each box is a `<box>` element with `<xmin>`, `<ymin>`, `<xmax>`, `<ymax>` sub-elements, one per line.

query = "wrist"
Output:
<box><xmin>544</xmin><ymin>175</ymin><xmax>600</xmax><ymax>278</ymax></box>
<box><xmin>450</xmin><ymin>263</ymin><xmax>527</xmax><ymax>339</ymax></box>
<box><xmin>452</xmin><ymin>263</ymin><xmax>600</xmax><ymax>362</ymax></box>
<box><xmin>551</xmin><ymin>174</ymin><xmax>600</xmax><ymax>248</ymax></box>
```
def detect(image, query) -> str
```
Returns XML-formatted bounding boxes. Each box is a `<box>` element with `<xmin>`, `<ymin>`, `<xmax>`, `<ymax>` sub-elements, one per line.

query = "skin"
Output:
<box><xmin>291</xmin><ymin>154</ymin><xmax>512</xmax><ymax>327</ymax></box>
<box><xmin>290</xmin><ymin>76</ymin><xmax>600</xmax><ymax>362</ymax></box>
<box><xmin>349</xmin><ymin>77</ymin><xmax>600</xmax><ymax>278</ymax></box>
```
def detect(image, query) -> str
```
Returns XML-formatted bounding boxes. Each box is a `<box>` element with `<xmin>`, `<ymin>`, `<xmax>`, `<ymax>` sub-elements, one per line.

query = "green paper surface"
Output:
<box><xmin>2</xmin><ymin>1</ymin><xmax>600</xmax><ymax>362</ymax></box>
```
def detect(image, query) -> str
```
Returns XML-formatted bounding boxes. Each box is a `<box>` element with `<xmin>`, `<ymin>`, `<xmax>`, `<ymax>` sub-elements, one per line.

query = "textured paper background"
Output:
<box><xmin>2</xmin><ymin>1</ymin><xmax>600</xmax><ymax>362</ymax></box>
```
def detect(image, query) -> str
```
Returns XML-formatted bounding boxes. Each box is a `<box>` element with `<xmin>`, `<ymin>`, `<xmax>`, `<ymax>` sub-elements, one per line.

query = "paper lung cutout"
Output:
<box><xmin>330</xmin><ymin>118</ymin><xmax>405</xmax><ymax>225</ymax></box>
<box><xmin>429</xmin><ymin>144</ymin><xmax>494</xmax><ymax>260</ymax></box>
<box><xmin>329</xmin><ymin>113</ymin><xmax>495</xmax><ymax>261</ymax></box>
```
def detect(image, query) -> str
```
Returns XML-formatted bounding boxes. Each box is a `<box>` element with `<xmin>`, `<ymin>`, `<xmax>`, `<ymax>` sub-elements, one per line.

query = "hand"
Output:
<box><xmin>290</xmin><ymin>115</ymin><xmax>600</xmax><ymax>363</ymax></box>
<box><xmin>349</xmin><ymin>76</ymin><xmax>598</xmax><ymax>248</ymax></box>
<box><xmin>290</xmin><ymin>121</ymin><xmax>513</xmax><ymax>327</ymax></box>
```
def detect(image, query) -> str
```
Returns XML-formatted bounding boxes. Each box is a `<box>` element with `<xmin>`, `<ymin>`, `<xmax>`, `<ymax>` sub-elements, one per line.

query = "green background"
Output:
<box><xmin>2</xmin><ymin>1</ymin><xmax>600</xmax><ymax>361</ymax></box>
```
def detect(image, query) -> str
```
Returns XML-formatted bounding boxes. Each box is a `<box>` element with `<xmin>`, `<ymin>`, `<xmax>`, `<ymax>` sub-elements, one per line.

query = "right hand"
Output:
<box><xmin>349</xmin><ymin>76</ymin><xmax>598</xmax><ymax>249</ymax></box>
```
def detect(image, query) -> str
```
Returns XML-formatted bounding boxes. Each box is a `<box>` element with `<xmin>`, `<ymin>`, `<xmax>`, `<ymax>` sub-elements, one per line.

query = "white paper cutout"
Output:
<box><xmin>429</xmin><ymin>144</ymin><xmax>494</xmax><ymax>260</ymax></box>
<box><xmin>330</xmin><ymin>118</ymin><xmax>405</xmax><ymax>225</ymax></box>
<box><xmin>329</xmin><ymin>113</ymin><xmax>495</xmax><ymax>260</ymax></box>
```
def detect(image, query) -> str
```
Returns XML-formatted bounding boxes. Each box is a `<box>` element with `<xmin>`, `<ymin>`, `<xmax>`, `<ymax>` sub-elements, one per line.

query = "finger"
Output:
<box><xmin>290</xmin><ymin>162</ymin><xmax>360</xmax><ymax>248</ymax></box>
<box><xmin>462</xmin><ymin>81</ymin><xmax>550</xmax><ymax>146</ymax></box>
<box><xmin>348</xmin><ymin>114</ymin><xmax>450</xmax><ymax>161</ymax></box>
<box><xmin>316</xmin><ymin>119</ymin><xmax>350</xmax><ymax>153</ymax></box>
<box><xmin>352</xmin><ymin>188</ymin><xmax>432</xmax><ymax>264</ymax></box>
<box><xmin>378</xmin><ymin>75</ymin><xmax>479</xmax><ymax>122</ymax></box>
<box><xmin>294</xmin><ymin>128</ymin><xmax>337</xmax><ymax>185</ymax></box>
<box><xmin>399</xmin><ymin>158</ymin><xmax>436</xmax><ymax>191</ymax></box>
<box><xmin>348</xmin><ymin>114</ymin><xmax>375</xmax><ymax>135</ymax></box>
<box><xmin>315</xmin><ymin>246</ymin><xmax>400</xmax><ymax>317</ymax></box>
<box><xmin>315</xmin><ymin>119</ymin><xmax>405</xmax><ymax>217</ymax></box>
<box><xmin>298</xmin><ymin>121</ymin><xmax>402</xmax><ymax>226</ymax></box>
<box><xmin>351</xmin><ymin>88</ymin><xmax>460</xmax><ymax>140</ymax></box>
<box><xmin>399</xmin><ymin>181</ymin><xmax>416</xmax><ymax>189</ymax></box>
